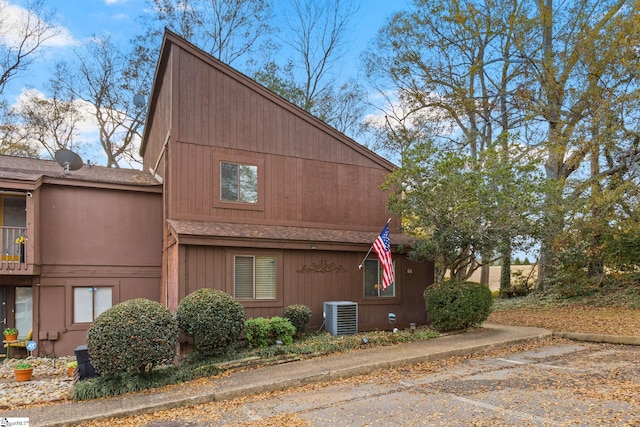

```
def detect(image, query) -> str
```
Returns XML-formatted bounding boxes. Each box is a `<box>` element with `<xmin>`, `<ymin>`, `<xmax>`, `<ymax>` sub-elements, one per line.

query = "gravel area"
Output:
<box><xmin>0</xmin><ymin>356</ymin><xmax>75</xmax><ymax>409</ymax></box>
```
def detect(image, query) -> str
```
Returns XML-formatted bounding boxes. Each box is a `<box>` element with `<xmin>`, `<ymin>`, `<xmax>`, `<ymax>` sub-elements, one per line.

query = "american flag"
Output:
<box><xmin>373</xmin><ymin>224</ymin><xmax>394</xmax><ymax>290</ymax></box>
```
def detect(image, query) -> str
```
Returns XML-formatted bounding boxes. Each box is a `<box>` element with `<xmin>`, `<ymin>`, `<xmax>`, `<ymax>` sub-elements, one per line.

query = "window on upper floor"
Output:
<box><xmin>220</xmin><ymin>162</ymin><xmax>258</xmax><ymax>204</ymax></box>
<box><xmin>234</xmin><ymin>255</ymin><xmax>276</xmax><ymax>300</ymax></box>
<box><xmin>363</xmin><ymin>259</ymin><xmax>395</xmax><ymax>298</ymax></box>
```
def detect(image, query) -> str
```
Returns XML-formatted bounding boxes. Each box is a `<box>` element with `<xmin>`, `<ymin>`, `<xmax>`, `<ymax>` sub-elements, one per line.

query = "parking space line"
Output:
<box><xmin>496</xmin><ymin>358</ymin><xmax>526</xmax><ymax>365</ymax></box>
<box><xmin>496</xmin><ymin>358</ymin><xmax>579</xmax><ymax>371</ymax></box>
<box><xmin>451</xmin><ymin>395</ymin><xmax>559</xmax><ymax>425</ymax></box>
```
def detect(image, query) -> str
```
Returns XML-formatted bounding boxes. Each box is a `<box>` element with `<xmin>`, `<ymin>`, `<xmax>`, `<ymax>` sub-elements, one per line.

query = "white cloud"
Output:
<box><xmin>0</xmin><ymin>1</ymin><xmax>77</xmax><ymax>48</ymax></box>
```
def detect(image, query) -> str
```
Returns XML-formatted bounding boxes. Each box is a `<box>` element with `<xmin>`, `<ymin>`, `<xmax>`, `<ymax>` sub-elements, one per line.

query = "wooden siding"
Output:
<box><xmin>181</xmin><ymin>246</ymin><xmax>431</xmax><ymax>330</ymax></box>
<box><xmin>171</xmin><ymin>48</ymin><xmax>381</xmax><ymax>168</ymax></box>
<box><xmin>169</xmin><ymin>143</ymin><xmax>392</xmax><ymax>229</ymax></box>
<box><xmin>153</xmin><ymin>41</ymin><xmax>395</xmax><ymax>230</ymax></box>
<box><xmin>142</xmin><ymin>48</ymin><xmax>174</xmax><ymax>176</ymax></box>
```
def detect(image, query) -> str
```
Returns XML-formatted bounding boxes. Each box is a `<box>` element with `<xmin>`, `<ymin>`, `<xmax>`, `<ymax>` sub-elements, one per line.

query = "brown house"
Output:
<box><xmin>0</xmin><ymin>156</ymin><xmax>162</xmax><ymax>356</ymax></box>
<box><xmin>0</xmin><ymin>30</ymin><xmax>433</xmax><ymax>357</ymax></box>
<box><xmin>141</xmin><ymin>30</ymin><xmax>433</xmax><ymax>334</ymax></box>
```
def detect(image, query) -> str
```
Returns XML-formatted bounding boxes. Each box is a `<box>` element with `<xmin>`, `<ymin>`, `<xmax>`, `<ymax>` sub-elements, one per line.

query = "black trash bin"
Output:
<box><xmin>74</xmin><ymin>344</ymin><xmax>98</xmax><ymax>380</ymax></box>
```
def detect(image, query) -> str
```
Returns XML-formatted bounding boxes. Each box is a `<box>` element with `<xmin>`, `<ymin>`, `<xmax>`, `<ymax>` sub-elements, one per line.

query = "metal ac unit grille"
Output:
<box><xmin>324</xmin><ymin>301</ymin><xmax>358</xmax><ymax>336</ymax></box>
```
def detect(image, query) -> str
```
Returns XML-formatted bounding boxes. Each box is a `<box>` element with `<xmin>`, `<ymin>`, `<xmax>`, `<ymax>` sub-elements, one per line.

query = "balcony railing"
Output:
<box><xmin>1</xmin><ymin>226</ymin><xmax>27</xmax><ymax>271</ymax></box>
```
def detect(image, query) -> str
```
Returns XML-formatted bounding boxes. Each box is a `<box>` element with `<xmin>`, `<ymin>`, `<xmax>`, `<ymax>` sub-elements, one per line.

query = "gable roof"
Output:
<box><xmin>140</xmin><ymin>29</ymin><xmax>395</xmax><ymax>172</ymax></box>
<box><xmin>0</xmin><ymin>155</ymin><xmax>161</xmax><ymax>189</ymax></box>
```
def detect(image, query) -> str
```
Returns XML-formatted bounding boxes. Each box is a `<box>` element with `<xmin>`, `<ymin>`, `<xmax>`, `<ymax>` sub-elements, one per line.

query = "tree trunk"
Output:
<box><xmin>480</xmin><ymin>263</ymin><xmax>490</xmax><ymax>285</ymax></box>
<box><xmin>500</xmin><ymin>247</ymin><xmax>512</xmax><ymax>296</ymax></box>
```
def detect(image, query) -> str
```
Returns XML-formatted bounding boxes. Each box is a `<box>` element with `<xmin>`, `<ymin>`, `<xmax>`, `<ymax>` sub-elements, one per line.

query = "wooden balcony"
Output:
<box><xmin>1</xmin><ymin>227</ymin><xmax>31</xmax><ymax>273</ymax></box>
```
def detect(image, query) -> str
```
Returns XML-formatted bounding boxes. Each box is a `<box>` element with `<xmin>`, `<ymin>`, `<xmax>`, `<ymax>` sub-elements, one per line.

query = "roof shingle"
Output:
<box><xmin>168</xmin><ymin>219</ymin><xmax>414</xmax><ymax>247</ymax></box>
<box><xmin>0</xmin><ymin>155</ymin><xmax>160</xmax><ymax>186</ymax></box>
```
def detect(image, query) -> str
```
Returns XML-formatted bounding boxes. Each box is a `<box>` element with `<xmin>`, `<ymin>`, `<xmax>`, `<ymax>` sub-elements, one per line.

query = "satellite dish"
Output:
<box><xmin>55</xmin><ymin>149</ymin><xmax>83</xmax><ymax>175</ymax></box>
<box><xmin>133</xmin><ymin>93</ymin><xmax>146</xmax><ymax>108</ymax></box>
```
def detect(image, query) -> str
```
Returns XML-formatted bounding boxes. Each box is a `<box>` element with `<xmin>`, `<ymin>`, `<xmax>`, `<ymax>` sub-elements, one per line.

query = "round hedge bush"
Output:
<box><xmin>423</xmin><ymin>280</ymin><xmax>493</xmax><ymax>332</ymax></box>
<box><xmin>283</xmin><ymin>304</ymin><xmax>312</xmax><ymax>337</ymax></box>
<box><xmin>176</xmin><ymin>288</ymin><xmax>246</xmax><ymax>356</ymax></box>
<box><xmin>87</xmin><ymin>298</ymin><xmax>179</xmax><ymax>377</ymax></box>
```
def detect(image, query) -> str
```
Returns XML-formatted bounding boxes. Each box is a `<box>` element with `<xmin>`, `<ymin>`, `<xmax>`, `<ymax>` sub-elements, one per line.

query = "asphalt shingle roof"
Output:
<box><xmin>168</xmin><ymin>219</ymin><xmax>414</xmax><ymax>247</ymax></box>
<box><xmin>0</xmin><ymin>155</ymin><xmax>160</xmax><ymax>186</ymax></box>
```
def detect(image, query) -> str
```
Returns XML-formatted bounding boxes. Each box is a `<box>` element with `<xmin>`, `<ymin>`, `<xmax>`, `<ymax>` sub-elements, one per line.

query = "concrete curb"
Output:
<box><xmin>8</xmin><ymin>324</ymin><xmax>552</xmax><ymax>427</ymax></box>
<box><xmin>553</xmin><ymin>331</ymin><xmax>640</xmax><ymax>345</ymax></box>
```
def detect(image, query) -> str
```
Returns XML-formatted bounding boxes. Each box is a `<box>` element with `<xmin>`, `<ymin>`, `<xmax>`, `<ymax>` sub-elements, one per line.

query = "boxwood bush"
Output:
<box><xmin>283</xmin><ymin>304</ymin><xmax>312</xmax><ymax>337</ymax></box>
<box><xmin>86</xmin><ymin>298</ymin><xmax>179</xmax><ymax>377</ymax></box>
<box><xmin>424</xmin><ymin>280</ymin><xmax>493</xmax><ymax>332</ymax></box>
<box><xmin>176</xmin><ymin>288</ymin><xmax>245</xmax><ymax>356</ymax></box>
<box><xmin>245</xmin><ymin>316</ymin><xmax>296</xmax><ymax>347</ymax></box>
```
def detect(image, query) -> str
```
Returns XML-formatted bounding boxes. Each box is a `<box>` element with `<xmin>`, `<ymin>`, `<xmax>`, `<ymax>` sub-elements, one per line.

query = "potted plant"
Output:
<box><xmin>15</xmin><ymin>235</ymin><xmax>26</xmax><ymax>262</ymax></box>
<box><xmin>67</xmin><ymin>361</ymin><xmax>78</xmax><ymax>377</ymax></box>
<box><xmin>3</xmin><ymin>327</ymin><xmax>18</xmax><ymax>341</ymax></box>
<box><xmin>14</xmin><ymin>361</ymin><xmax>33</xmax><ymax>382</ymax></box>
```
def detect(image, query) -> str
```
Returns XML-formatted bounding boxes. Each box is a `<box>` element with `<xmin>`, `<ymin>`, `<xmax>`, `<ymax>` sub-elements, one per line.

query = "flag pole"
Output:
<box><xmin>358</xmin><ymin>218</ymin><xmax>391</xmax><ymax>269</ymax></box>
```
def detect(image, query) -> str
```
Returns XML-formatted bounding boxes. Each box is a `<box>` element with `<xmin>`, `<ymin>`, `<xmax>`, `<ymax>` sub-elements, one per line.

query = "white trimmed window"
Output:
<box><xmin>221</xmin><ymin>162</ymin><xmax>258</xmax><ymax>203</ymax></box>
<box><xmin>74</xmin><ymin>287</ymin><xmax>112</xmax><ymax>322</ymax></box>
<box><xmin>234</xmin><ymin>256</ymin><xmax>276</xmax><ymax>299</ymax></box>
<box><xmin>363</xmin><ymin>259</ymin><xmax>395</xmax><ymax>297</ymax></box>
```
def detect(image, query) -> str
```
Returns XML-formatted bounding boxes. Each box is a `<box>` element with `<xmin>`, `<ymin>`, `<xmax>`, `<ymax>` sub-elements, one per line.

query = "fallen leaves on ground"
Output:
<box><xmin>85</xmin><ymin>338</ymin><xmax>567</xmax><ymax>427</ymax></box>
<box><xmin>488</xmin><ymin>305</ymin><xmax>640</xmax><ymax>335</ymax></box>
<box><xmin>32</xmin><ymin>305</ymin><xmax>640</xmax><ymax>426</ymax></box>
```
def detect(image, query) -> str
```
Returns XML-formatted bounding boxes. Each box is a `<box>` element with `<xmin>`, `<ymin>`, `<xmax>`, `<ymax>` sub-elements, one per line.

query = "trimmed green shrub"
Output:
<box><xmin>176</xmin><ymin>289</ymin><xmax>245</xmax><ymax>356</ymax></box>
<box><xmin>269</xmin><ymin>316</ymin><xmax>296</xmax><ymax>345</ymax></box>
<box><xmin>245</xmin><ymin>316</ymin><xmax>296</xmax><ymax>347</ymax></box>
<box><xmin>424</xmin><ymin>280</ymin><xmax>493</xmax><ymax>332</ymax></box>
<box><xmin>87</xmin><ymin>298</ymin><xmax>179</xmax><ymax>377</ymax></box>
<box><xmin>244</xmin><ymin>317</ymin><xmax>271</xmax><ymax>348</ymax></box>
<box><xmin>283</xmin><ymin>304</ymin><xmax>312</xmax><ymax>337</ymax></box>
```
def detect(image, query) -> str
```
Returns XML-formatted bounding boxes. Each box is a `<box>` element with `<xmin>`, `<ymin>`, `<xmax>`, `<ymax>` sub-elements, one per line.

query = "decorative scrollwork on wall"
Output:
<box><xmin>298</xmin><ymin>258</ymin><xmax>348</xmax><ymax>274</ymax></box>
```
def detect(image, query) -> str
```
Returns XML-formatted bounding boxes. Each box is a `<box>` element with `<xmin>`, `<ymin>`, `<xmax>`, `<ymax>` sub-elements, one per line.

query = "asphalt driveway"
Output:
<box><xmin>140</xmin><ymin>341</ymin><xmax>639</xmax><ymax>426</ymax></box>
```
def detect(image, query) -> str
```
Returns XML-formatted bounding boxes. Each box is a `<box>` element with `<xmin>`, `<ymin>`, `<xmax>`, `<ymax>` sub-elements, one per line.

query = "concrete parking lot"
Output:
<box><xmin>144</xmin><ymin>341</ymin><xmax>639</xmax><ymax>426</ymax></box>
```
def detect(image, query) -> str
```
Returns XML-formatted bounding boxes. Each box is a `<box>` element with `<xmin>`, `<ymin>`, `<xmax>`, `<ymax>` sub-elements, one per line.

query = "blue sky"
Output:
<box><xmin>3</xmin><ymin>0</ymin><xmax>407</xmax><ymax>106</ymax></box>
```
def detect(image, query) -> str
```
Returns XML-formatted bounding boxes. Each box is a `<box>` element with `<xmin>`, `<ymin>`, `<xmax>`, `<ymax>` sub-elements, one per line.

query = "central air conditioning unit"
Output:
<box><xmin>324</xmin><ymin>301</ymin><xmax>358</xmax><ymax>336</ymax></box>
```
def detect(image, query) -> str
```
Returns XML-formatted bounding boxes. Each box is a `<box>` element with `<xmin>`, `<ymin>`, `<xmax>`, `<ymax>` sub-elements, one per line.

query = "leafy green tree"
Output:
<box><xmin>515</xmin><ymin>0</ymin><xmax>639</xmax><ymax>288</ymax></box>
<box><xmin>385</xmin><ymin>143</ymin><xmax>542</xmax><ymax>283</ymax></box>
<box><xmin>367</xmin><ymin>0</ymin><xmax>640</xmax><ymax>292</ymax></box>
<box><xmin>367</xmin><ymin>0</ymin><xmax>540</xmax><ymax>285</ymax></box>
